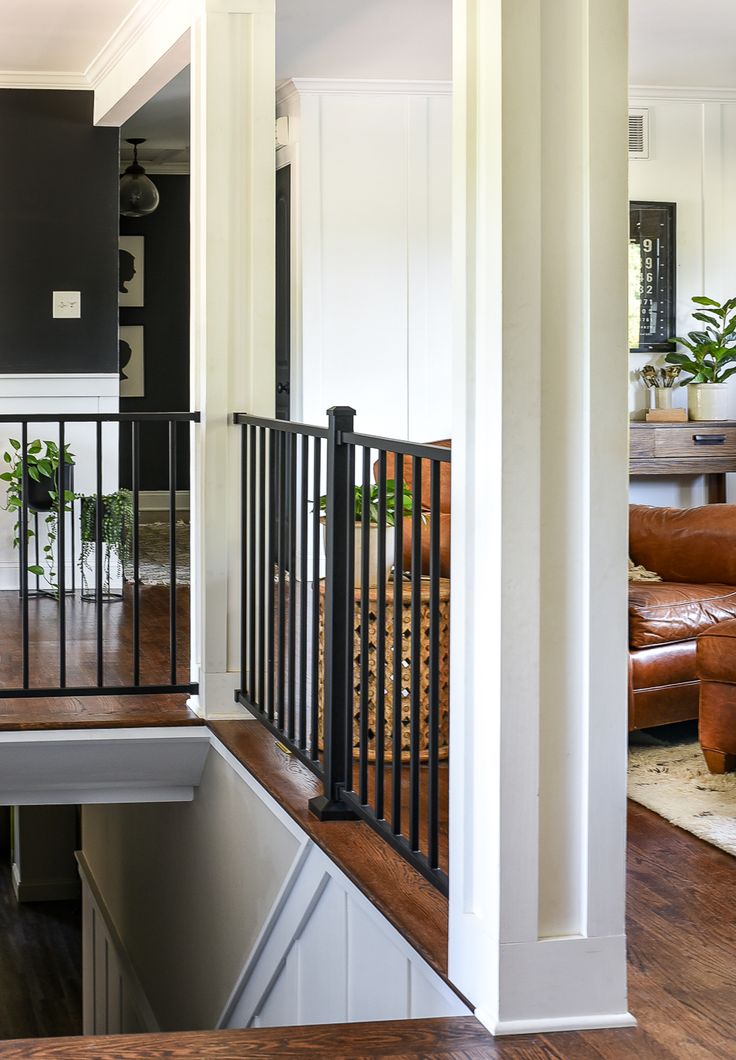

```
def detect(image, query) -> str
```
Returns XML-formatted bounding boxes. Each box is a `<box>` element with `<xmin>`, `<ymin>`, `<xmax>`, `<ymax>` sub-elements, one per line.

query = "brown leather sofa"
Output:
<box><xmin>385</xmin><ymin>441</ymin><xmax>451</xmax><ymax>577</ymax></box>
<box><xmin>696</xmin><ymin>619</ymin><xmax>736</xmax><ymax>773</ymax></box>
<box><xmin>629</xmin><ymin>503</ymin><xmax>736</xmax><ymax>730</ymax></box>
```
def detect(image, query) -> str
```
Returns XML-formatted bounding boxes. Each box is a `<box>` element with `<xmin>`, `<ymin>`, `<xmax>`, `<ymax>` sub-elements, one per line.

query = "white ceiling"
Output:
<box><xmin>0</xmin><ymin>0</ymin><xmax>138</xmax><ymax>75</ymax></box>
<box><xmin>630</xmin><ymin>0</ymin><xmax>736</xmax><ymax>89</ymax></box>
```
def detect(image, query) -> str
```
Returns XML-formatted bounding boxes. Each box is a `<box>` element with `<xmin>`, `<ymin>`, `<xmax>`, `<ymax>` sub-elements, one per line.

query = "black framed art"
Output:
<box><xmin>629</xmin><ymin>201</ymin><xmax>676</xmax><ymax>353</ymax></box>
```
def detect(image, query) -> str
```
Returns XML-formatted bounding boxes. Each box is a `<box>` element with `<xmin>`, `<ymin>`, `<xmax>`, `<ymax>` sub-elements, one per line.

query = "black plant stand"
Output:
<box><xmin>18</xmin><ymin>502</ymin><xmax>76</xmax><ymax>601</ymax></box>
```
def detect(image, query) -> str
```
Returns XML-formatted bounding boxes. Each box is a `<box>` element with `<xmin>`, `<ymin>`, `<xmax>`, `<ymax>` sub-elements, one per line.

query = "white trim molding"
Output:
<box><xmin>0</xmin><ymin>71</ymin><xmax>89</xmax><ymax>90</ymax></box>
<box><xmin>629</xmin><ymin>84</ymin><xmax>736</xmax><ymax>103</ymax></box>
<box><xmin>276</xmin><ymin>78</ymin><xmax>451</xmax><ymax>105</ymax></box>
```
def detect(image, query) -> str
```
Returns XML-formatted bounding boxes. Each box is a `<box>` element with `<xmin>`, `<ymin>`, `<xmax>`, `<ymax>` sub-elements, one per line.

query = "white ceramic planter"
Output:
<box><xmin>353</xmin><ymin>523</ymin><xmax>395</xmax><ymax>588</ymax></box>
<box><xmin>688</xmin><ymin>383</ymin><xmax>730</xmax><ymax>421</ymax></box>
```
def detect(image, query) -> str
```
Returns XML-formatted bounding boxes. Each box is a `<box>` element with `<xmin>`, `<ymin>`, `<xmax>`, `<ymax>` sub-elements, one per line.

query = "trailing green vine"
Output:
<box><xmin>79</xmin><ymin>489</ymin><xmax>133</xmax><ymax>593</ymax></box>
<box><xmin>0</xmin><ymin>438</ymin><xmax>76</xmax><ymax>594</ymax></box>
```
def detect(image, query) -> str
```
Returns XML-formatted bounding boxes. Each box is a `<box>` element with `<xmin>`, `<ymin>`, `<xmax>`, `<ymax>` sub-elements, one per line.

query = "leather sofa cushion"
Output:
<box><xmin>629</xmin><ymin>638</ymin><xmax>696</xmax><ymax>690</ymax></box>
<box><xmin>630</xmin><ymin>503</ymin><xmax>736</xmax><ymax>585</ymax></box>
<box><xmin>697</xmin><ymin>619</ymin><xmax>736</xmax><ymax>683</ymax></box>
<box><xmin>629</xmin><ymin>582</ymin><xmax>736</xmax><ymax>649</ymax></box>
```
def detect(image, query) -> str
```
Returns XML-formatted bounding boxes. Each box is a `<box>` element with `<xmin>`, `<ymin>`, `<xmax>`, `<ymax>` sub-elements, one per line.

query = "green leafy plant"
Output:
<box><xmin>666</xmin><ymin>295</ymin><xmax>736</xmax><ymax>383</ymax></box>
<box><xmin>0</xmin><ymin>438</ymin><xmax>76</xmax><ymax>593</ymax></box>
<box><xmin>79</xmin><ymin>489</ymin><xmax>133</xmax><ymax>594</ymax></box>
<box><xmin>319</xmin><ymin>479</ymin><xmax>415</xmax><ymax>526</ymax></box>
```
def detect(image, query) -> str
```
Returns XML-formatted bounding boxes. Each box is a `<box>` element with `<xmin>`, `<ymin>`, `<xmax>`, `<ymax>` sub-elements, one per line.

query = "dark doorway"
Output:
<box><xmin>276</xmin><ymin>165</ymin><xmax>291</xmax><ymax>421</ymax></box>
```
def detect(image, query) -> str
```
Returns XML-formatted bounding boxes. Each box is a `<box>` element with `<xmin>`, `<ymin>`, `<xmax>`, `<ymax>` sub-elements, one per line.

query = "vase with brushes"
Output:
<box><xmin>79</xmin><ymin>489</ymin><xmax>133</xmax><ymax>601</ymax></box>
<box><xmin>639</xmin><ymin>365</ymin><xmax>683</xmax><ymax>421</ymax></box>
<box><xmin>0</xmin><ymin>438</ymin><xmax>76</xmax><ymax>597</ymax></box>
<box><xmin>666</xmin><ymin>295</ymin><xmax>736</xmax><ymax>420</ymax></box>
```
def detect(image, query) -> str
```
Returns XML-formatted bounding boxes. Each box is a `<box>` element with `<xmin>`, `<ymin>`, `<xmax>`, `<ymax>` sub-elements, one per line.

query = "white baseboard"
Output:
<box><xmin>12</xmin><ymin>861</ymin><xmax>80</xmax><ymax>902</ymax></box>
<box><xmin>139</xmin><ymin>491</ymin><xmax>190</xmax><ymax>523</ymax></box>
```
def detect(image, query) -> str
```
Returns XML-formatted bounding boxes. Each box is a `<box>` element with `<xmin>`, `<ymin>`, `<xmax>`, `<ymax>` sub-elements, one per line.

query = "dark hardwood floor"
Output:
<box><xmin>0</xmin><ymin>586</ymin><xmax>201</xmax><ymax>730</ymax></box>
<box><xmin>0</xmin><ymin>857</ymin><xmax>81</xmax><ymax>1041</ymax></box>
<box><xmin>0</xmin><ymin>585</ymin><xmax>191</xmax><ymax>692</ymax></box>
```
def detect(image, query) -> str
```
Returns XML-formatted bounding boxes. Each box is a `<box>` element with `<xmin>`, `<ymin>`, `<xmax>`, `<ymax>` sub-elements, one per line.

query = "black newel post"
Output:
<box><xmin>309</xmin><ymin>405</ymin><xmax>358</xmax><ymax>821</ymax></box>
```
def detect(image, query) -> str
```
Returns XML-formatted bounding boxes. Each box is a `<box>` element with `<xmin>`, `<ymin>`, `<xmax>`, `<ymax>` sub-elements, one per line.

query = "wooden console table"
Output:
<box><xmin>630</xmin><ymin>420</ymin><xmax>736</xmax><ymax>503</ymax></box>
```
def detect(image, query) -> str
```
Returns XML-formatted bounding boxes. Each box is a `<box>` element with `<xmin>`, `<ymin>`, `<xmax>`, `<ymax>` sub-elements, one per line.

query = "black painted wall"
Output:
<box><xmin>120</xmin><ymin>176</ymin><xmax>190</xmax><ymax>490</ymax></box>
<box><xmin>0</xmin><ymin>90</ymin><xmax>118</xmax><ymax>373</ymax></box>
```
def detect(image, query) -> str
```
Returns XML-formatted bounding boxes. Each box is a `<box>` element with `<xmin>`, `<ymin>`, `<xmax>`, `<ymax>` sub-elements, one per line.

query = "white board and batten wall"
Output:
<box><xmin>630</xmin><ymin>88</ymin><xmax>736</xmax><ymax>507</ymax></box>
<box><xmin>277</xmin><ymin>79</ymin><xmax>452</xmax><ymax>443</ymax></box>
<box><xmin>80</xmin><ymin>734</ymin><xmax>469</xmax><ymax>1034</ymax></box>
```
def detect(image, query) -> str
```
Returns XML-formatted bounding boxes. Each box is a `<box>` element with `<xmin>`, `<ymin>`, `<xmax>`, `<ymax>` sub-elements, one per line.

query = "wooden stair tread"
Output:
<box><xmin>0</xmin><ymin>1017</ymin><xmax>494</xmax><ymax>1058</ymax></box>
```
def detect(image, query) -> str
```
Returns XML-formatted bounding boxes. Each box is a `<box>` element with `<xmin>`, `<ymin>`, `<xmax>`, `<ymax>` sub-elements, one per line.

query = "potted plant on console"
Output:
<box><xmin>666</xmin><ymin>295</ymin><xmax>736</xmax><ymax>420</ymax></box>
<box><xmin>320</xmin><ymin>480</ymin><xmax>415</xmax><ymax>588</ymax></box>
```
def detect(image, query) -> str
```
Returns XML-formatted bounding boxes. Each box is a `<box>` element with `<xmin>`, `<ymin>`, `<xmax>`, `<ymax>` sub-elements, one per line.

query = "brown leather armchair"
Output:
<box><xmin>629</xmin><ymin>504</ymin><xmax>736</xmax><ymax>730</ymax></box>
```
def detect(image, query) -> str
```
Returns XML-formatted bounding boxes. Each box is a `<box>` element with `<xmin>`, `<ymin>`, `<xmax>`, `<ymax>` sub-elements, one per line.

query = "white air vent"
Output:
<box><xmin>628</xmin><ymin>109</ymin><xmax>650</xmax><ymax>159</ymax></box>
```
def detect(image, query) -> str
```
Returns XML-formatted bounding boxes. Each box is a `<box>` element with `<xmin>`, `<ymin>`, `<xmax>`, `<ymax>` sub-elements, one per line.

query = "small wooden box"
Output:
<box><xmin>645</xmin><ymin>408</ymin><xmax>688</xmax><ymax>423</ymax></box>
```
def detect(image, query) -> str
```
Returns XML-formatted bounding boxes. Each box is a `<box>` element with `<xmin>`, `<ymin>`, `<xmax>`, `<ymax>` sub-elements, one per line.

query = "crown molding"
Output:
<box><xmin>276</xmin><ymin>77</ymin><xmax>452</xmax><ymax>104</ymax></box>
<box><xmin>0</xmin><ymin>71</ymin><xmax>89</xmax><ymax>90</ymax></box>
<box><xmin>85</xmin><ymin>0</ymin><xmax>175</xmax><ymax>89</ymax></box>
<box><xmin>629</xmin><ymin>84</ymin><xmax>736</xmax><ymax>103</ymax></box>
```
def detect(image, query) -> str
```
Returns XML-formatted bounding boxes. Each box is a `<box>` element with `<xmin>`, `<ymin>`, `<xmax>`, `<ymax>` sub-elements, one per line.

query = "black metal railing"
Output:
<box><xmin>0</xmin><ymin>412</ymin><xmax>199</xmax><ymax>699</ymax></box>
<box><xmin>235</xmin><ymin>408</ymin><xmax>451</xmax><ymax>894</ymax></box>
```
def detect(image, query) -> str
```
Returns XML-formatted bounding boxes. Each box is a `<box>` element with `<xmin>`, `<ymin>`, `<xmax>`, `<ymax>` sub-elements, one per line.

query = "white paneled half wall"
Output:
<box><xmin>277</xmin><ymin>79</ymin><xmax>452</xmax><ymax>442</ymax></box>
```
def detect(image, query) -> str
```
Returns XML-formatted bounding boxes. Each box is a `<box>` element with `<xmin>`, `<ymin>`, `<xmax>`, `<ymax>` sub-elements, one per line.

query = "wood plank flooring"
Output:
<box><xmin>0</xmin><ymin>585</ymin><xmax>191</xmax><ymax>693</ymax></box>
<box><xmin>0</xmin><ymin>860</ymin><xmax>81</xmax><ymax>1041</ymax></box>
<box><xmin>0</xmin><ymin>586</ymin><xmax>201</xmax><ymax>730</ymax></box>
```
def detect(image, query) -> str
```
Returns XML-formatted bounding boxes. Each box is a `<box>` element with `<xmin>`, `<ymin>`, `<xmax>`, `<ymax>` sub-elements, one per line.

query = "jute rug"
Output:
<box><xmin>124</xmin><ymin>521</ymin><xmax>190</xmax><ymax>586</ymax></box>
<box><xmin>628</xmin><ymin>738</ymin><xmax>736</xmax><ymax>856</ymax></box>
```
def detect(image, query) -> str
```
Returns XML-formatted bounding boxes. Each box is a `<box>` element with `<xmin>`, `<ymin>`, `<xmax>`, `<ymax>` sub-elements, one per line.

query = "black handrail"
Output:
<box><xmin>235</xmin><ymin>408</ymin><xmax>450</xmax><ymax>895</ymax></box>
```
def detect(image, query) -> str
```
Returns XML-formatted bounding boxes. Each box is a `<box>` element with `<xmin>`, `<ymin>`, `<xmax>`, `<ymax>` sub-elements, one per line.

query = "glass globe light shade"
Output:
<box><xmin>119</xmin><ymin>138</ymin><xmax>160</xmax><ymax>218</ymax></box>
<box><xmin>120</xmin><ymin>170</ymin><xmax>160</xmax><ymax>218</ymax></box>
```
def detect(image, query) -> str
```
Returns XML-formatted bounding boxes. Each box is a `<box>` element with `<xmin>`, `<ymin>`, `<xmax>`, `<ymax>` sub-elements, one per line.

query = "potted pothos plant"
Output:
<box><xmin>0</xmin><ymin>438</ymin><xmax>76</xmax><ymax>595</ymax></box>
<box><xmin>79</xmin><ymin>488</ymin><xmax>133</xmax><ymax>600</ymax></box>
<box><xmin>319</xmin><ymin>479</ymin><xmax>415</xmax><ymax>588</ymax></box>
<box><xmin>666</xmin><ymin>295</ymin><xmax>736</xmax><ymax>420</ymax></box>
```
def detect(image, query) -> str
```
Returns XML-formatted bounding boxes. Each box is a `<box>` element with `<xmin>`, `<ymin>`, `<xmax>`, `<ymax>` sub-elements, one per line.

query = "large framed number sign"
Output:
<box><xmin>629</xmin><ymin>201</ymin><xmax>676</xmax><ymax>353</ymax></box>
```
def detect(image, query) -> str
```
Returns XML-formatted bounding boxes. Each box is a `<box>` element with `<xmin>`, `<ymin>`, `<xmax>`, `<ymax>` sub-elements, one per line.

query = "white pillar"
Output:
<box><xmin>449</xmin><ymin>0</ymin><xmax>633</xmax><ymax>1033</ymax></box>
<box><xmin>189</xmin><ymin>0</ymin><xmax>276</xmax><ymax>717</ymax></box>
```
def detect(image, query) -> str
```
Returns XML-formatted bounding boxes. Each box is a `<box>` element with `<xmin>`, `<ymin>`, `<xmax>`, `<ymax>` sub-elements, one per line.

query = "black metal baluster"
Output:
<box><xmin>358</xmin><ymin>447</ymin><xmax>371</xmax><ymax>805</ymax></box>
<box><xmin>267</xmin><ymin>429</ymin><xmax>276</xmax><ymax>722</ymax></box>
<box><xmin>20</xmin><ymin>421</ymin><xmax>29</xmax><ymax>689</ymax></box>
<box><xmin>132</xmin><ymin>421</ymin><xmax>140</xmax><ymax>686</ymax></box>
<box><xmin>375</xmin><ymin>451</ymin><xmax>387</xmax><ymax>820</ymax></box>
<box><xmin>244</xmin><ymin>421</ymin><xmax>253</xmax><ymax>703</ymax></box>
<box><xmin>248</xmin><ymin>427</ymin><xmax>257</xmax><ymax>703</ymax></box>
<box><xmin>299</xmin><ymin>434</ymin><xmax>309</xmax><ymax>748</ymax></box>
<box><xmin>95</xmin><ymin>422</ymin><xmax>103</xmax><ymax>687</ymax></box>
<box><xmin>277</xmin><ymin>431</ymin><xmax>287</xmax><ymax>730</ymax></box>
<box><xmin>310</xmin><ymin>439</ymin><xmax>321</xmax><ymax>760</ymax></box>
<box><xmin>428</xmin><ymin>460</ymin><xmax>441</xmax><ymax>870</ymax></box>
<box><xmin>409</xmin><ymin>456</ymin><xmax>423</xmax><ymax>852</ymax></box>
<box><xmin>57</xmin><ymin>421</ymin><xmax>66</xmax><ymax>688</ymax></box>
<box><xmin>257</xmin><ymin>427</ymin><xmax>266</xmax><ymax>709</ymax></box>
<box><xmin>345</xmin><ymin>441</ymin><xmax>355</xmax><ymax>797</ymax></box>
<box><xmin>287</xmin><ymin>433</ymin><xmax>297</xmax><ymax>740</ymax></box>
<box><xmin>391</xmin><ymin>452</ymin><xmax>404</xmax><ymax>836</ymax></box>
<box><xmin>169</xmin><ymin>420</ymin><xmax>177</xmax><ymax>685</ymax></box>
<box><xmin>309</xmin><ymin>406</ymin><xmax>357</xmax><ymax>820</ymax></box>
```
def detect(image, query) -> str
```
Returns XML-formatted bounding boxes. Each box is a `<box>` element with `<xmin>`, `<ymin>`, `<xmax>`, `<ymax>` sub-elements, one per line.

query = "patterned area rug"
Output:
<box><xmin>628</xmin><ymin>737</ymin><xmax>736</xmax><ymax>856</ymax></box>
<box><xmin>125</xmin><ymin>521</ymin><xmax>190</xmax><ymax>586</ymax></box>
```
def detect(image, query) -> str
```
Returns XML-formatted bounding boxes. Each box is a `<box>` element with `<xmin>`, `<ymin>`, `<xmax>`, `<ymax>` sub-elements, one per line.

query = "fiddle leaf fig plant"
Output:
<box><xmin>0</xmin><ymin>438</ymin><xmax>76</xmax><ymax>593</ymax></box>
<box><xmin>666</xmin><ymin>295</ymin><xmax>736</xmax><ymax>383</ymax></box>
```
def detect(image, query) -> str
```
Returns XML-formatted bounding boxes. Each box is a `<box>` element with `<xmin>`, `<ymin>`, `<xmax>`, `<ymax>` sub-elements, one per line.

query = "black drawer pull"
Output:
<box><xmin>693</xmin><ymin>434</ymin><xmax>727</xmax><ymax>445</ymax></box>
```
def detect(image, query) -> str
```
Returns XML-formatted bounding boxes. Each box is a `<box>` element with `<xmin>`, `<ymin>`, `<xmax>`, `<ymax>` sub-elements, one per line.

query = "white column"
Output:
<box><xmin>449</xmin><ymin>0</ymin><xmax>633</xmax><ymax>1033</ymax></box>
<box><xmin>189</xmin><ymin>0</ymin><xmax>276</xmax><ymax>717</ymax></box>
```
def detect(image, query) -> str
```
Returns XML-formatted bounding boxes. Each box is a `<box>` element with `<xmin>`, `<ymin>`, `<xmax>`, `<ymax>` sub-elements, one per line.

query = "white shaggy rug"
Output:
<box><xmin>628</xmin><ymin>740</ymin><xmax>736</xmax><ymax>856</ymax></box>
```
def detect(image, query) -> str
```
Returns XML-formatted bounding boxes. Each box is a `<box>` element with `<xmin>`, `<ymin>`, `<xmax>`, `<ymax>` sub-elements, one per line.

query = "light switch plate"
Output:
<box><xmin>53</xmin><ymin>291</ymin><xmax>81</xmax><ymax>319</ymax></box>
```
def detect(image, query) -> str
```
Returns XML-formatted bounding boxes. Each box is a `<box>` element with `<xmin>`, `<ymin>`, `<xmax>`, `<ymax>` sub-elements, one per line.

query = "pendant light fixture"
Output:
<box><xmin>119</xmin><ymin>138</ymin><xmax>160</xmax><ymax>218</ymax></box>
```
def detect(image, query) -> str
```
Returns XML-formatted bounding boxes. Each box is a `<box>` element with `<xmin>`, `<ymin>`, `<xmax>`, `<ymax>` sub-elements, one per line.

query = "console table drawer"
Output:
<box><xmin>653</xmin><ymin>426</ymin><xmax>736</xmax><ymax>459</ymax></box>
